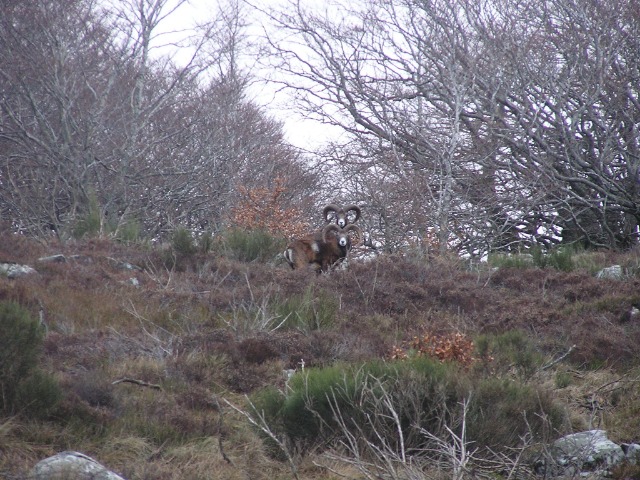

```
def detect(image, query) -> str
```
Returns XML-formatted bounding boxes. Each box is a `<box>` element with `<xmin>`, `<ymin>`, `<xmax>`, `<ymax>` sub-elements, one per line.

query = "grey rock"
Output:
<box><xmin>107</xmin><ymin>257</ymin><xmax>142</xmax><ymax>271</ymax></box>
<box><xmin>547</xmin><ymin>430</ymin><xmax>624</xmax><ymax>477</ymax></box>
<box><xmin>622</xmin><ymin>443</ymin><xmax>640</xmax><ymax>465</ymax></box>
<box><xmin>30</xmin><ymin>451</ymin><xmax>125</xmax><ymax>480</ymax></box>
<box><xmin>0</xmin><ymin>262</ymin><xmax>37</xmax><ymax>278</ymax></box>
<box><xmin>596</xmin><ymin>265</ymin><xmax>623</xmax><ymax>280</ymax></box>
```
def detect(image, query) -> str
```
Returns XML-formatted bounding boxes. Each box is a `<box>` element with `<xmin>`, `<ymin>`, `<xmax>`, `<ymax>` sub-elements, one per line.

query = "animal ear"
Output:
<box><xmin>323</xmin><ymin>204</ymin><xmax>340</xmax><ymax>222</ymax></box>
<box><xmin>345</xmin><ymin>205</ymin><xmax>361</xmax><ymax>223</ymax></box>
<box><xmin>322</xmin><ymin>223</ymin><xmax>339</xmax><ymax>242</ymax></box>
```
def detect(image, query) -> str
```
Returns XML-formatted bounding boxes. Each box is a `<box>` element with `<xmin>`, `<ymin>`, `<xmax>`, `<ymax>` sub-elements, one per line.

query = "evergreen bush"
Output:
<box><xmin>474</xmin><ymin>330</ymin><xmax>544</xmax><ymax>378</ymax></box>
<box><xmin>172</xmin><ymin>227</ymin><xmax>197</xmax><ymax>256</ymax></box>
<box><xmin>0</xmin><ymin>301</ymin><xmax>61</xmax><ymax>416</ymax></box>
<box><xmin>251</xmin><ymin>356</ymin><xmax>566</xmax><ymax>456</ymax></box>
<box><xmin>221</xmin><ymin>228</ymin><xmax>286</xmax><ymax>263</ymax></box>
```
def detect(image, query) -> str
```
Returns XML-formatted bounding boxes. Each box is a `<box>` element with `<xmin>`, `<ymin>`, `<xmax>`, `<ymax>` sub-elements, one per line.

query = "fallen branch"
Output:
<box><xmin>112</xmin><ymin>377</ymin><xmax>162</xmax><ymax>391</ymax></box>
<box><xmin>540</xmin><ymin>344</ymin><xmax>576</xmax><ymax>371</ymax></box>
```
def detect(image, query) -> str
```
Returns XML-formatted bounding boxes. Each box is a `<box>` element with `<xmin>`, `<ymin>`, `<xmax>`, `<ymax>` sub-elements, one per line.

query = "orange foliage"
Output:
<box><xmin>230</xmin><ymin>178</ymin><xmax>310</xmax><ymax>239</ymax></box>
<box><xmin>391</xmin><ymin>332</ymin><xmax>475</xmax><ymax>368</ymax></box>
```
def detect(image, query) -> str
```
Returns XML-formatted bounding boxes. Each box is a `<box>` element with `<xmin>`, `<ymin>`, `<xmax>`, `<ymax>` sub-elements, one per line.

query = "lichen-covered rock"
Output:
<box><xmin>546</xmin><ymin>430</ymin><xmax>624</xmax><ymax>478</ymax></box>
<box><xmin>596</xmin><ymin>264</ymin><xmax>623</xmax><ymax>280</ymax></box>
<box><xmin>30</xmin><ymin>451</ymin><xmax>125</xmax><ymax>480</ymax></box>
<box><xmin>0</xmin><ymin>262</ymin><xmax>37</xmax><ymax>278</ymax></box>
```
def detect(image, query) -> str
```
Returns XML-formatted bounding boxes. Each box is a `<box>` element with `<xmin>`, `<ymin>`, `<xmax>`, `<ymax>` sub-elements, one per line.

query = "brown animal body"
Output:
<box><xmin>284</xmin><ymin>224</ymin><xmax>361</xmax><ymax>273</ymax></box>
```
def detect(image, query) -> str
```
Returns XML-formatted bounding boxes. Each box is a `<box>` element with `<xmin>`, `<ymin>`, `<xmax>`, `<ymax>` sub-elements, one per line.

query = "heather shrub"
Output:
<box><xmin>0</xmin><ymin>301</ymin><xmax>61</xmax><ymax>416</ymax></box>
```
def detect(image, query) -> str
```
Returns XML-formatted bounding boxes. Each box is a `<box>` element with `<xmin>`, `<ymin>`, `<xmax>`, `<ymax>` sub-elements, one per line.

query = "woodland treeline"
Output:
<box><xmin>2</xmin><ymin>0</ymin><xmax>639</xmax><ymax>256</ymax></box>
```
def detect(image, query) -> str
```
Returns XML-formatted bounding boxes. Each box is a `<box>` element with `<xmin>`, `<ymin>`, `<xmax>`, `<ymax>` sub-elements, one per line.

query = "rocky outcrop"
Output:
<box><xmin>538</xmin><ymin>430</ymin><xmax>640</xmax><ymax>478</ymax></box>
<box><xmin>30</xmin><ymin>451</ymin><xmax>125</xmax><ymax>480</ymax></box>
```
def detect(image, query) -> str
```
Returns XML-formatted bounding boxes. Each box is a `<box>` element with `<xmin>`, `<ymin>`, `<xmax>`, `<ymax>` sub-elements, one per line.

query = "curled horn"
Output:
<box><xmin>344</xmin><ymin>205</ymin><xmax>361</xmax><ymax>223</ymax></box>
<box><xmin>321</xmin><ymin>223</ymin><xmax>340</xmax><ymax>242</ymax></box>
<box><xmin>344</xmin><ymin>224</ymin><xmax>362</xmax><ymax>245</ymax></box>
<box><xmin>323</xmin><ymin>204</ymin><xmax>341</xmax><ymax>222</ymax></box>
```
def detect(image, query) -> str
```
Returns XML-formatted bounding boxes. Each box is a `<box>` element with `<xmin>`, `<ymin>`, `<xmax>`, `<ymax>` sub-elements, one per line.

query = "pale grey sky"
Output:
<box><xmin>154</xmin><ymin>0</ymin><xmax>338</xmax><ymax>151</ymax></box>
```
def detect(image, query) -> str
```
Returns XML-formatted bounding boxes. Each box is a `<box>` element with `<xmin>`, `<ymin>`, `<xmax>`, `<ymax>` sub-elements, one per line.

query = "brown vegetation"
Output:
<box><xmin>1</xmin><ymin>230</ymin><xmax>640</xmax><ymax>479</ymax></box>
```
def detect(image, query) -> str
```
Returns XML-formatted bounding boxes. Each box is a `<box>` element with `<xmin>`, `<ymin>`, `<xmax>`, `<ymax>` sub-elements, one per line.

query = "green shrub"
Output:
<box><xmin>172</xmin><ymin>227</ymin><xmax>197</xmax><ymax>256</ymax></box>
<box><xmin>251</xmin><ymin>357</ymin><xmax>566</xmax><ymax>456</ymax></box>
<box><xmin>475</xmin><ymin>330</ymin><xmax>544</xmax><ymax>379</ymax></box>
<box><xmin>274</xmin><ymin>286</ymin><xmax>339</xmax><ymax>331</ymax></box>
<box><xmin>0</xmin><ymin>301</ymin><xmax>60</xmax><ymax>416</ymax></box>
<box><xmin>487</xmin><ymin>252</ymin><xmax>535</xmax><ymax>269</ymax></box>
<box><xmin>489</xmin><ymin>246</ymin><xmax>577</xmax><ymax>272</ymax></box>
<box><xmin>467</xmin><ymin>377</ymin><xmax>566</xmax><ymax>450</ymax></box>
<box><xmin>555</xmin><ymin>370</ymin><xmax>573</xmax><ymax>389</ymax></box>
<box><xmin>72</xmin><ymin>193</ymin><xmax>102</xmax><ymax>239</ymax></box>
<box><xmin>198</xmin><ymin>231</ymin><xmax>214</xmax><ymax>254</ymax></box>
<box><xmin>115</xmin><ymin>219</ymin><xmax>141</xmax><ymax>244</ymax></box>
<box><xmin>532</xmin><ymin>245</ymin><xmax>575</xmax><ymax>271</ymax></box>
<box><xmin>220</xmin><ymin>228</ymin><xmax>286</xmax><ymax>263</ymax></box>
<box><xmin>15</xmin><ymin>369</ymin><xmax>62</xmax><ymax>418</ymax></box>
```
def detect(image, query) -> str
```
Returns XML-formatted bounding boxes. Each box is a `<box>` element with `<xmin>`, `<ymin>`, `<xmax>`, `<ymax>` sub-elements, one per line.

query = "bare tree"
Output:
<box><xmin>0</xmin><ymin>0</ymin><xmax>316</xmax><ymax>241</ymax></box>
<box><xmin>259</xmin><ymin>0</ymin><xmax>640</xmax><ymax>254</ymax></box>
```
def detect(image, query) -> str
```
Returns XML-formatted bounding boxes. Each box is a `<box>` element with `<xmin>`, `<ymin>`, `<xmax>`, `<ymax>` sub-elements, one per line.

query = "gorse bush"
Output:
<box><xmin>72</xmin><ymin>192</ymin><xmax>102</xmax><ymax>239</ymax></box>
<box><xmin>251</xmin><ymin>357</ymin><xmax>566</xmax><ymax>456</ymax></box>
<box><xmin>0</xmin><ymin>301</ymin><xmax>61</xmax><ymax>416</ymax></box>
<box><xmin>532</xmin><ymin>245</ymin><xmax>575</xmax><ymax>271</ymax></box>
<box><xmin>71</xmin><ymin>192</ymin><xmax>143</xmax><ymax>244</ymax></box>
<box><xmin>474</xmin><ymin>330</ymin><xmax>544</xmax><ymax>379</ymax></box>
<box><xmin>114</xmin><ymin>218</ymin><xmax>141</xmax><ymax>244</ymax></box>
<box><xmin>221</xmin><ymin>228</ymin><xmax>286</xmax><ymax>263</ymax></box>
<box><xmin>172</xmin><ymin>227</ymin><xmax>197</xmax><ymax>256</ymax></box>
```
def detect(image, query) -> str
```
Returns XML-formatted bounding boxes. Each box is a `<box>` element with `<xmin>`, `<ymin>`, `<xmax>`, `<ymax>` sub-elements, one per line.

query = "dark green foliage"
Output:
<box><xmin>14</xmin><ymin>369</ymin><xmax>62</xmax><ymax>418</ymax></box>
<box><xmin>72</xmin><ymin>192</ymin><xmax>102</xmax><ymax>239</ymax></box>
<box><xmin>474</xmin><ymin>330</ymin><xmax>544</xmax><ymax>379</ymax></box>
<box><xmin>0</xmin><ymin>301</ymin><xmax>60</xmax><ymax>416</ymax></box>
<box><xmin>251</xmin><ymin>357</ymin><xmax>566</xmax><ymax>456</ymax></box>
<box><xmin>172</xmin><ymin>227</ymin><xmax>197</xmax><ymax>256</ymax></box>
<box><xmin>220</xmin><ymin>228</ymin><xmax>286</xmax><ymax>263</ymax></box>
<box><xmin>532</xmin><ymin>245</ymin><xmax>575</xmax><ymax>271</ymax></box>
<box><xmin>198</xmin><ymin>231</ymin><xmax>214</xmax><ymax>253</ymax></box>
<box><xmin>467</xmin><ymin>377</ymin><xmax>565</xmax><ymax>450</ymax></box>
<box><xmin>488</xmin><ymin>245</ymin><xmax>576</xmax><ymax>272</ymax></box>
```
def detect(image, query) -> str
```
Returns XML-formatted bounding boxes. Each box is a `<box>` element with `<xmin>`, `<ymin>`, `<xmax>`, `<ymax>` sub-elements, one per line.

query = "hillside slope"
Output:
<box><xmin>1</xmin><ymin>233</ymin><xmax>640</xmax><ymax>479</ymax></box>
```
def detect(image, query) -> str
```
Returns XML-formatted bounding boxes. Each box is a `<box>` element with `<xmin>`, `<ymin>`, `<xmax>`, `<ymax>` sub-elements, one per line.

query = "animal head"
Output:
<box><xmin>323</xmin><ymin>204</ymin><xmax>361</xmax><ymax>228</ymax></box>
<box><xmin>322</xmin><ymin>223</ymin><xmax>362</xmax><ymax>248</ymax></box>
